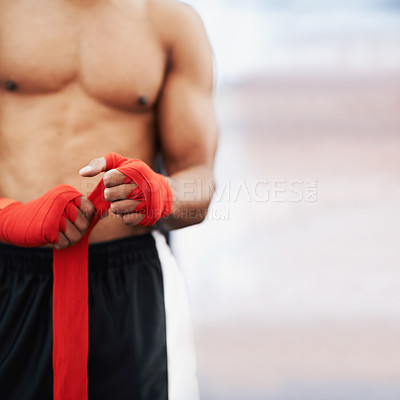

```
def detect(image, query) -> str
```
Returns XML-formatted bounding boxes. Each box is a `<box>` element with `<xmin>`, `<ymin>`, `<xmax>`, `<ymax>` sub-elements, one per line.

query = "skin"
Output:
<box><xmin>0</xmin><ymin>0</ymin><xmax>218</xmax><ymax>248</ymax></box>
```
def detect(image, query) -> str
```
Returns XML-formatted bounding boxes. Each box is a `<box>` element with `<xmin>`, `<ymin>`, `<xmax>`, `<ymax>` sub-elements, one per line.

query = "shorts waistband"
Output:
<box><xmin>88</xmin><ymin>233</ymin><xmax>156</xmax><ymax>257</ymax></box>
<box><xmin>0</xmin><ymin>233</ymin><xmax>158</xmax><ymax>272</ymax></box>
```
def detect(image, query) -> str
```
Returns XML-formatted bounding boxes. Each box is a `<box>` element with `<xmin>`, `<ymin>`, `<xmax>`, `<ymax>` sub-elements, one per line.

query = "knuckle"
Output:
<box><xmin>87</xmin><ymin>203</ymin><xmax>95</xmax><ymax>215</ymax></box>
<box><xmin>82</xmin><ymin>218</ymin><xmax>90</xmax><ymax>229</ymax></box>
<box><xmin>121</xmin><ymin>214</ymin><xmax>130</xmax><ymax>224</ymax></box>
<box><xmin>81</xmin><ymin>199</ymin><xmax>95</xmax><ymax>215</ymax></box>
<box><xmin>57</xmin><ymin>235</ymin><xmax>68</xmax><ymax>249</ymax></box>
<box><xmin>76</xmin><ymin>217</ymin><xmax>89</xmax><ymax>232</ymax></box>
<box><xmin>69</xmin><ymin>235</ymin><xmax>80</xmax><ymax>245</ymax></box>
<box><xmin>66</xmin><ymin>227</ymin><xmax>81</xmax><ymax>245</ymax></box>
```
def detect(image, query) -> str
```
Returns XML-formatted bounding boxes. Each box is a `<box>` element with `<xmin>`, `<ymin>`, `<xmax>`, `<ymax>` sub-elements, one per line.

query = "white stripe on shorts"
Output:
<box><xmin>152</xmin><ymin>230</ymin><xmax>200</xmax><ymax>400</ymax></box>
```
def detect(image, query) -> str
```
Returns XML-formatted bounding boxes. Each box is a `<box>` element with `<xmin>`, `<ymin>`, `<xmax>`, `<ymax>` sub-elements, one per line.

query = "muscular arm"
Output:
<box><xmin>156</xmin><ymin>3</ymin><xmax>219</xmax><ymax>230</ymax></box>
<box><xmin>79</xmin><ymin>3</ymin><xmax>218</xmax><ymax>231</ymax></box>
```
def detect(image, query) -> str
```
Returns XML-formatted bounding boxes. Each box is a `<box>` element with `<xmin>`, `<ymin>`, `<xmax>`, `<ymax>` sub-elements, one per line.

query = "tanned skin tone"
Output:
<box><xmin>0</xmin><ymin>0</ymin><xmax>218</xmax><ymax>249</ymax></box>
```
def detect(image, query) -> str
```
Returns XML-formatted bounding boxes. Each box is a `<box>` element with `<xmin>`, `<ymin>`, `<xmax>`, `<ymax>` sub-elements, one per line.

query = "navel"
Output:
<box><xmin>5</xmin><ymin>80</ymin><xmax>18</xmax><ymax>92</ymax></box>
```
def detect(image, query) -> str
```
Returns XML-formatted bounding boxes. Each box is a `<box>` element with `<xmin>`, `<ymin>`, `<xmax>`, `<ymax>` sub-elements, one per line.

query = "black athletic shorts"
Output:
<box><xmin>0</xmin><ymin>234</ymin><xmax>168</xmax><ymax>400</ymax></box>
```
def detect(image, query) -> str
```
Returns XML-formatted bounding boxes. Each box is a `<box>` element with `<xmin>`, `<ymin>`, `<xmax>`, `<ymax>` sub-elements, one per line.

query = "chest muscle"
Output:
<box><xmin>0</xmin><ymin>0</ymin><xmax>166</xmax><ymax>110</ymax></box>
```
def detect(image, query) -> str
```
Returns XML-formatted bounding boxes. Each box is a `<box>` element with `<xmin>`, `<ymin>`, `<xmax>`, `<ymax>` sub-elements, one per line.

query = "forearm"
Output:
<box><xmin>159</xmin><ymin>164</ymin><xmax>216</xmax><ymax>230</ymax></box>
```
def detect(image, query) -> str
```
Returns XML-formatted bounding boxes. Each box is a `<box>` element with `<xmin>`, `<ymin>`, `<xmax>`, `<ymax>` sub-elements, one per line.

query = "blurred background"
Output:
<box><xmin>171</xmin><ymin>1</ymin><xmax>400</xmax><ymax>399</ymax></box>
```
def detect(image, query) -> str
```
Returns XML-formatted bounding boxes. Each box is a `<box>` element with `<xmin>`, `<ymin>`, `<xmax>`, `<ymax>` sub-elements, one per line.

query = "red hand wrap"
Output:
<box><xmin>0</xmin><ymin>185</ymin><xmax>82</xmax><ymax>247</ymax></box>
<box><xmin>0</xmin><ymin>153</ymin><xmax>172</xmax><ymax>400</ymax></box>
<box><xmin>0</xmin><ymin>185</ymin><xmax>89</xmax><ymax>399</ymax></box>
<box><xmin>105</xmin><ymin>152</ymin><xmax>173</xmax><ymax>225</ymax></box>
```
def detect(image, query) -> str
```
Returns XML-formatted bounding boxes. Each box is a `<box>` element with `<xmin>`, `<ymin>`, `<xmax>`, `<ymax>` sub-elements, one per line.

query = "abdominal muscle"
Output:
<box><xmin>0</xmin><ymin>84</ymin><xmax>156</xmax><ymax>243</ymax></box>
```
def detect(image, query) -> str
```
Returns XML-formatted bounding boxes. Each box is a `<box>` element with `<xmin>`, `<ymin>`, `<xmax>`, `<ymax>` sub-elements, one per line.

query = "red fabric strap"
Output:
<box><xmin>0</xmin><ymin>185</ymin><xmax>82</xmax><ymax>247</ymax></box>
<box><xmin>0</xmin><ymin>198</ymin><xmax>19</xmax><ymax>210</ymax></box>
<box><xmin>0</xmin><ymin>154</ymin><xmax>172</xmax><ymax>400</ymax></box>
<box><xmin>105</xmin><ymin>152</ymin><xmax>173</xmax><ymax>225</ymax></box>
<box><xmin>52</xmin><ymin>183</ymin><xmax>109</xmax><ymax>400</ymax></box>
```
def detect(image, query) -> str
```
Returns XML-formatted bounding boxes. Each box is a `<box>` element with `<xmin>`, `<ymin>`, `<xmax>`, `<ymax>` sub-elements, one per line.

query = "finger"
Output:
<box><xmin>110</xmin><ymin>199</ymin><xmax>141</xmax><ymax>215</ymax></box>
<box><xmin>79</xmin><ymin>157</ymin><xmax>107</xmax><ymax>177</ymax></box>
<box><xmin>79</xmin><ymin>197</ymin><xmax>95</xmax><ymax>219</ymax></box>
<box><xmin>73</xmin><ymin>207</ymin><xmax>91</xmax><ymax>233</ymax></box>
<box><xmin>103</xmin><ymin>169</ymin><xmax>127</xmax><ymax>188</ymax></box>
<box><xmin>104</xmin><ymin>184</ymin><xmax>137</xmax><ymax>202</ymax></box>
<box><xmin>64</xmin><ymin>219</ymin><xmax>83</xmax><ymax>245</ymax></box>
<box><xmin>55</xmin><ymin>232</ymin><xmax>69</xmax><ymax>250</ymax></box>
<box><xmin>121</xmin><ymin>212</ymin><xmax>145</xmax><ymax>226</ymax></box>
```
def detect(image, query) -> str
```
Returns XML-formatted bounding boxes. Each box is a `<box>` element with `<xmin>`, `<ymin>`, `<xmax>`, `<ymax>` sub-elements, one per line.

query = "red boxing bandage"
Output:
<box><xmin>0</xmin><ymin>153</ymin><xmax>172</xmax><ymax>400</ymax></box>
<box><xmin>0</xmin><ymin>185</ymin><xmax>82</xmax><ymax>247</ymax></box>
<box><xmin>105</xmin><ymin>152</ymin><xmax>173</xmax><ymax>225</ymax></box>
<box><xmin>0</xmin><ymin>185</ymin><xmax>89</xmax><ymax>400</ymax></box>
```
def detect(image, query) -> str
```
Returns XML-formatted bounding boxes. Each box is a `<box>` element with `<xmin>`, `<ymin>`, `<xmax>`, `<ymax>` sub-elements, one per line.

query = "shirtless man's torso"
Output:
<box><xmin>0</xmin><ymin>1</ymin><xmax>218</xmax><ymax>398</ymax></box>
<box><xmin>0</xmin><ymin>0</ymin><xmax>218</xmax><ymax>243</ymax></box>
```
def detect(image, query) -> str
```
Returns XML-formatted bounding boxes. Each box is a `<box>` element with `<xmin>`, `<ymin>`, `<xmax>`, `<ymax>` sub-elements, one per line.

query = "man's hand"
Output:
<box><xmin>55</xmin><ymin>197</ymin><xmax>95</xmax><ymax>250</ymax></box>
<box><xmin>79</xmin><ymin>157</ymin><xmax>144</xmax><ymax>226</ymax></box>
<box><xmin>0</xmin><ymin>185</ymin><xmax>95</xmax><ymax>248</ymax></box>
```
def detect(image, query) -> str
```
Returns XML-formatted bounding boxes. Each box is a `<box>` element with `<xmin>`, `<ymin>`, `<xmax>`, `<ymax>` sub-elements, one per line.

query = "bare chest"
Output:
<box><xmin>0</xmin><ymin>0</ymin><xmax>166</xmax><ymax>110</ymax></box>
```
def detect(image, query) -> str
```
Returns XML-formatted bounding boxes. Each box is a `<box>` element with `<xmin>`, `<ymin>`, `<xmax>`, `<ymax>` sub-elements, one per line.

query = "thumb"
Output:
<box><xmin>79</xmin><ymin>157</ymin><xmax>107</xmax><ymax>177</ymax></box>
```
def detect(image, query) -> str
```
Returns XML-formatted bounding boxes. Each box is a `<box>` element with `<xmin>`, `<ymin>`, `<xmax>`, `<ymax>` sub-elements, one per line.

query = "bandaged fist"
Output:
<box><xmin>56</xmin><ymin>197</ymin><xmax>95</xmax><ymax>249</ymax></box>
<box><xmin>0</xmin><ymin>185</ymin><xmax>95</xmax><ymax>248</ymax></box>
<box><xmin>79</xmin><ymin>153</ymin><xmax>173</xmax><ymax>226</ymax></box>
